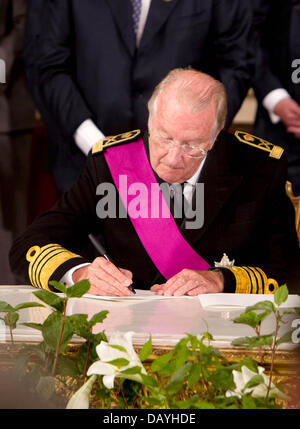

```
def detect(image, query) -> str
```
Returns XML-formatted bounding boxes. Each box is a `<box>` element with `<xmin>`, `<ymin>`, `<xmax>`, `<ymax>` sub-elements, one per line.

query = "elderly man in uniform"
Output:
<box><xmin>9</xmin><ymin>69</ymin><xmax>300</xmax><ymax>296</ymax></box>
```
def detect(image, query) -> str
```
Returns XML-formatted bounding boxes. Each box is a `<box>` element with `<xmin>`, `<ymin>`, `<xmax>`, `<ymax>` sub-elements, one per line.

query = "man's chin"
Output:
<box><xmin>157</xmin><ymin>172</ymin><xmax>184</xmax><ymax>184</ymax></box>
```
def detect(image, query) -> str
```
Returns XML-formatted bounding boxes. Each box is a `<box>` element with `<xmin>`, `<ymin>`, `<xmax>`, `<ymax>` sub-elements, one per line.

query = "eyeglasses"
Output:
<box><xmin>150</xmin><ymin>134</ymin><xmax>208</xmax><ymax>159</ymax></box>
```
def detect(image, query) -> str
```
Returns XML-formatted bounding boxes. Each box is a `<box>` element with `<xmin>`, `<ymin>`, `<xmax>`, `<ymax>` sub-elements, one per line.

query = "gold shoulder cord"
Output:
<box><xmin>26</xmin><ymin>244</ymin><xmax>81</xmax><ymax>290</ymax></box>
<box><xmin>224</xmin><ymin>266</ymin><xmax>278</xmax><ymax>294</ymax></box>
<box><xmin>234</xmin><ymin>131</ymin><xmax>284</xmax><ymax>160</ymax></box>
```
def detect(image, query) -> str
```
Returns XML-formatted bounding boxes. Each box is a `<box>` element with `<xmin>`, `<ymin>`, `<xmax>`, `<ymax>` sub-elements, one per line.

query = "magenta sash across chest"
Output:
<box><xmin>104</xmin><ymin>138</ymin><xmax>210</xmax><ymax>279</ymax></box>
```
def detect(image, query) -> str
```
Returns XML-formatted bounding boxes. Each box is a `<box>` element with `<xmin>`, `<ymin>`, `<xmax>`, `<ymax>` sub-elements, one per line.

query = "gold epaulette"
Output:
<box><xmin>92</xmin><ymin>129</ymin><xmax>141</xmax><ymax>155</ymax></box>
<box><xmin>224</xmin><ymin>266</ymin><xmax>279</xmax><ymax>294</ymax></box>
<box><xmin>26</xmin><ymin>244</ymin><xmax>81</xmax><ymax>290</ymax></box>
<box><xmin>234</xmin><ymin>130</ymin><xmax>284</xmax><ymax>160</ymax></box>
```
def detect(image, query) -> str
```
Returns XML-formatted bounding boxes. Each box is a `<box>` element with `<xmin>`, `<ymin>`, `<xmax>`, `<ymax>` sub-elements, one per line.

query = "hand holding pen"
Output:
<box><xmin>72</xmin><ymin>234</ymin><xmax>136</xmax><ymax>296</ymax></box>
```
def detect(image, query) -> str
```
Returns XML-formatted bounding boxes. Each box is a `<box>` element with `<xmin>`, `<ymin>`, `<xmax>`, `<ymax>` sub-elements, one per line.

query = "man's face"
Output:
<box><xmin>148</xmin><ymin>93</ymin><xmax>217</xmax><ymax>184</ymax></box>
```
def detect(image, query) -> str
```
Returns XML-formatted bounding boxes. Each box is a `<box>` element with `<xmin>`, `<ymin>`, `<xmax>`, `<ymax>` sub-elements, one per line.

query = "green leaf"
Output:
<box><xmin>89</xmin><ymin>310</ymin><xmax>108</xmax><ymax>326</ymax></box>
<box><xmin>246</xmin><ymin>301</ymin><xmax>275</xmax><ymax>314</ymax></box>
<box><xmin>173</xmin><ymin>395</ymin><xmax>201</xmax><ymax>409</ymax></box>
<box><xmin>0</xmin><ymin>301</ymin><xmax>13</xmax><ymax>312</ymax></box>
<box><xmin>165</xmin><ymin>362</ymin><xmax>192</xmax><ymax>395</ymax></box>
<box><xmin>109</xmin><ymin>344</ymin><xmax>127</xmax><ymax>353</ymax></box>
<box><xmin>67</xmin><ymin>313</ymin><xmax>90</xmax><ymax>338</ymax></box>
<box><xmin>194</xmin><ymin>400</ymin><xmax>216</xmax><ymax>409</ymax></box>
<box><xmin>244</xmin><ymin>374</ymin><xmax>264</xmax><ymax>390</ymax></box>
<box><xmin>187</xmin><ymin>334</ymin><xmax>199</xmax><ymax>351</ymax></box>
<box><xmin>151</xmin><ymin>353</ymin><xmax>173</xmax><ymax>372</ymax></box>
<box><xmin>22</xmin><ymin>322</ymin><xmax>43</xmax><ymax>332</ymax></box>
<box><xmin>14</xmin><ymin>302</ymin><xmax>44</xmax><ymax>311</ymax></box>
<box><xmin>276</xmin><ymin>331</ymin><xmax>292</xmax><ymax>346</ymax></box>
<box><xmin>36</xmin><ymin>376</ymin><xmax>56</xmax><ymax>401</ymax></box>
<box><xmin>157</xmin><ymin>359</ymin><xmax>177</xmax><ymax>378</ymax></box>
<box><xmin>210</xmin><ymin>369</ymin><xmax>234</xmax><ymax>391</ymax></box>
<box><xmin>239</xmin><ymin>358</ymin><xmax>258</xmax><ymax>373</ymax></box>
<box><xmin>232</xmin><ymin>334</ymin><xmax>274</xmax><ymax>349</ymax></box>
<box><xmin>107</xmin><ymin>358</ymin><xmax>129</xmax><ymax>367</ymax></box>
<box><xmin>139</xmin><ymin>395</ymin><xmax>164</xmax><ymax>406</ymax></box>
<box><xmin>49</xmin><ymin>281</ymin><xmax>67</xmax><ymax>294</ymax></box>
<box><xmin>201</xmin><ymin>331</ymin><xmax>214</xmax><ymax>343</ymax></box>
<box><xmin>120</xmin><ymin>366</ymin><xmax>142</xmax><ymax>375</ymax></box>
<box><xmin>66</xmin><ymin>280</ymin><xmax>90</xmax><ymax>298</ymax></box>
<box><xmin>187</xmin><ymin>363</ymin><xmax>201</xmax><ymax>388</ymax></box>
<box><xmin>56</xmin><ymin>355</ymin><xmax>80</xmax><ymax>378</ymax></box>
<box><xmin>4</xmin><ymin>311</ymin><xmax>19</xmax><ymax>329</ymax></box>
<box><xmin>274</xmin><ymin>284</ymin><xmax>289</xmax><ymax>307</ymax></box>
<box><xmin>139</xmin><ymin>336</ymin><xmax>152</xmax><ymax>362</ymax></box>
<box><xmin>232</xmin><ymin>311</ymin><xmax>269</xmax><ymax>328</ymax></box>
<box><xmin>42</xmin><ymin>311</ymin><xmax>73</xmax><ymax>353</ymax></box>
<box><xmin>241</xmin><ymin>394</ymin><xmax>258</xmax><ymax>409</ymax></box>
<box><xmin>140</xmin><ymin>374</ymin><xmax>159</xmax><ymax>387</ymax></box>
<box><xmin>33</xmin><ymin>290</ymin><xmax>64</xmax><ymax>312</ymax></box>
<box><xmin>175</xmin><ymin>344</ymin><xmax>190</xmax><ymax>370</ymax></box>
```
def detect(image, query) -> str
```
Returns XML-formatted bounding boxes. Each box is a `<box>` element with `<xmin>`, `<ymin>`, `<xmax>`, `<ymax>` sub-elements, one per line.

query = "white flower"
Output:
<box><xmin>226</xmin><ymin>365</ymin><xmax>288</xmax><ymax>400</ymax></box>
<box><xmin>66</xmin><ymin>374</ymin><xmax>97</xmax><ymax>409</ymax></box>
<box><xmin>87</xmin><ymin>331</ymin><xmax>147</xmax><ymax>389</ymax></box>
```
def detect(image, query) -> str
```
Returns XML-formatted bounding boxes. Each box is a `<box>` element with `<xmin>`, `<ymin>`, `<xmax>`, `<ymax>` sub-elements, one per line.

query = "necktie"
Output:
<box><xmin>131</xmin><ymin>0</ymin><xmax>142</xmax><ymax>35</ymax></box>
<box><xmin>170</xmin><ymin>183</ymin><xmax>188</xmax><ymax>227</ymax></box>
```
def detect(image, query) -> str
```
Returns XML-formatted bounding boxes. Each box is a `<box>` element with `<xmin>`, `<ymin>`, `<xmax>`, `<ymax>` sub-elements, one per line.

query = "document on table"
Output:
<box><xmin>81</xmin><ymin>289</ymin><xmax>194</xmax><ymax>301</ymax></box>
<box><xmin>198</xmin><ymin>293</ymin><xmax>300</xmax><ymax>310</ymax></box>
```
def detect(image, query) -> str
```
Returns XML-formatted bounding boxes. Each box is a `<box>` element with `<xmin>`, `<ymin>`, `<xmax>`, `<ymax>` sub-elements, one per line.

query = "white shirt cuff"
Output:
<box><xmin>74</xmin><ymin>119</ymin><xmax>105</xmax><ymax>155</ymax></box>
<box><xmin>60</xmin><ymin>263</ymin><xmax>91</xmax><ymax>287</ymax></box>
<box><xmin>262</xmin><ymin>89</ymin><xmax>291</xmax><ymax>124</ymax></box>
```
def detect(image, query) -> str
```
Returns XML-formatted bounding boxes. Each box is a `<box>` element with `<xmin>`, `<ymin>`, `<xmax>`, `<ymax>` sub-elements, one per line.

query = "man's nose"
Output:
<box><xmin>164</xmin><ymin>146</ymin><xmax>183</xmax><ymax>166</ymax></box>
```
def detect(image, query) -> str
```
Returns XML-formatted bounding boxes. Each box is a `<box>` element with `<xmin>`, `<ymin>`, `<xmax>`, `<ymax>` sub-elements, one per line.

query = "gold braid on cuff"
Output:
<box><xmin>26</xmin><ymin>244</ymin><xmax>81</xmax><ymax>290</ymax></box>
<box><xmin>224</xmin><ymin>266</ymin><xmax>279</xmax><ymax>294</ymax></box>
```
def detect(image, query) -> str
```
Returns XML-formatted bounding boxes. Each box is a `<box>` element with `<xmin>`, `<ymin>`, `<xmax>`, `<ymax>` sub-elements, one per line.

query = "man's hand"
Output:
<box><xmin>72</xmin><ymin>257</ymin><xmax>133</xmax><ymax>296</ymax></box>
<box><xmin>150</xmin><ymin>269</ymin><xmax>224</xmax><ymax>296</ymax></box>
<box><xmin>274</xmin><ymin>98</ymin><xmax>300</xmax><ymax>140</ymax></box>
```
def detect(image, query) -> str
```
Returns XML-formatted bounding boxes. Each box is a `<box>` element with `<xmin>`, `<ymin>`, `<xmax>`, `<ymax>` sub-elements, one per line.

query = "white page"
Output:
<box><xmin>81</xmin><ymin>289</ymin><xmax>194</xmax><ymax>301</ymax></box>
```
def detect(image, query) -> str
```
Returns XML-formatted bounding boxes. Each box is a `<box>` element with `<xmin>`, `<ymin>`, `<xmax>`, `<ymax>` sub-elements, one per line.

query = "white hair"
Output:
<box><xmin>148</xmin><ymin>68</ymin><xmax>227</xmax><ymax>140</ymax></box>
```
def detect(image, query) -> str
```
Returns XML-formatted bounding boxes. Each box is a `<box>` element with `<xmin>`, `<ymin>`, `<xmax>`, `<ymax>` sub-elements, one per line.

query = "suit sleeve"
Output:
<box><xmin>37</xmin><ymin>0</ymin><xmax>92</xmax><ymax>138</ymax></box>
<box><xmin>0</xmin><ymin>0</ymin><xmax>27</xmax><ymax>92</ymax></box>
<box><xmin>251</xmin><ymin>0</ymin><xmax>285</xmax><ymax>102</ymax></box>
<box><xmin>212</xmin><ymin>0</ymin><xmax>253</xmax><ymax>125</ymax></box>
<box><xmin>220</xmin><ymin>155</ymin><xmax>300</xmax><ymax>294</ymax></box>
<box><xmin>9</xmin><ymin>154</ymin><xmax>100</xmax><ymax>290</ymax></box>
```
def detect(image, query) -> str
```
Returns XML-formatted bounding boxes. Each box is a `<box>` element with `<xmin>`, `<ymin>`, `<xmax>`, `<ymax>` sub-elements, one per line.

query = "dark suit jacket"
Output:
<box><xmin>34</xmin><ymin>0</ymin><xmax>253</xmax><ymax>191</ymax></box>
<box><xmin>23</xmin><ymin>0</ymin><xmax>85</xmax><ymax>192</ymax></box>
<box><xmin>9</xmin><ymin>131</ymin><xmax>300</xmax><ymax>293</ymax></box>
<box><xmin>252</xmin><ymin>0</ymin><xmax>300</xmax><ymax>195</ymax></box>
<box><xmin>0</xmin><ymin>0</ymin><xmax>35</xmax><ymax>133</ymax></box>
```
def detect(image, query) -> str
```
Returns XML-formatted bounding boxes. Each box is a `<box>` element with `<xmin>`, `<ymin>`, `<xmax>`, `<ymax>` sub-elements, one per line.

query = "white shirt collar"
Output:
<box><xmin>186</xmin><ymin>156</ymin><xmax>207</xmax><ymax>186</ymax></box>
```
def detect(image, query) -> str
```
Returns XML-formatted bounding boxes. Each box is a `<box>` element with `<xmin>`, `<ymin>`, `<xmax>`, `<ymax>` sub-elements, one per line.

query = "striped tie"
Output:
<box><xmin>131</xmin><ymin>0</ymin><xmax>142</xmax><ymax>35</ymax></box>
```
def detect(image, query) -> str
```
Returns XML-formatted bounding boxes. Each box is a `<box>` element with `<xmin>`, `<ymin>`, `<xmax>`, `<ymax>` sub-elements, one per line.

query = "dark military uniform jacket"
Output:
<box><xmin>9</xmin><ymin>131</ymin><xmax>300</xmax><ymax>294</ymax></box>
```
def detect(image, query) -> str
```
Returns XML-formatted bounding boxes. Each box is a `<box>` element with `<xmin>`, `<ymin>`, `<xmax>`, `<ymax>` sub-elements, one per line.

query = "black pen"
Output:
<box><xmin>88</xmin><ymin>234</ymin><xmax>136</xmax><ymax>294</ymax></box>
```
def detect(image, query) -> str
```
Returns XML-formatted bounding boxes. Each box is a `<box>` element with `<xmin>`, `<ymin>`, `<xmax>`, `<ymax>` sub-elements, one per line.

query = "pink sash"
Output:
<box><xmin>104</xmin><ymin>138</ymin><xmax>210</xmax><ymax>279</ymax></box>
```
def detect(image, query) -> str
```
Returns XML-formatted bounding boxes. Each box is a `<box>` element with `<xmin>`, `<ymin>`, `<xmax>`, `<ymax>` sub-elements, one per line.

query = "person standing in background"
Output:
<box><xmin>26</xmin><ymin>0</ymin><xmax>253</xmax><ymax>193</ymax></box>
<box><xmin>252</xmin><ymin>0</ymin><xmax>300</xmax><ymax>196</ymax></box>
<box><xmin>0</xmin><ymin>0</ymin><xmax>35</xmax><ymax>283</ymax></box>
